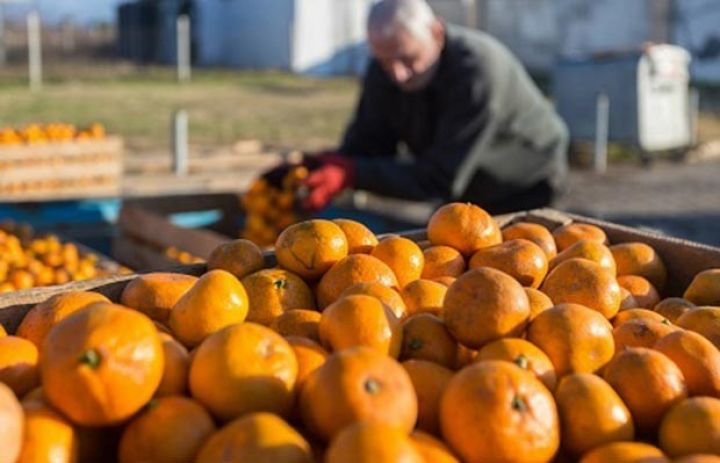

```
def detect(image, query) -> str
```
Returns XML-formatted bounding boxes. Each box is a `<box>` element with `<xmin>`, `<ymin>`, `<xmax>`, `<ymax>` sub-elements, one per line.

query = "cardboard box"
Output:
<box><xmin>1</xmin><ymin>208</ymin><xmax>719</xmax><ymax>334</ymax></box>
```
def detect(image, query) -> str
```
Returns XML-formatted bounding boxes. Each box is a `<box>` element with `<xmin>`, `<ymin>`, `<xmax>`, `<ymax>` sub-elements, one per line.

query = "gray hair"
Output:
<box><xmin>368</xmin><ymin>0</ymin><xmax>437</xmax><ymax>42</ymax></box>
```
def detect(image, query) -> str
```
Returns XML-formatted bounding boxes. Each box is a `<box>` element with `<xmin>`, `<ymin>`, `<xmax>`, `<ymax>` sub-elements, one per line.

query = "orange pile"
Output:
<box><xmin>0</xmin><ymin>202</ymin><xmax>719</xmax><ymax>462</ymax></box>
<box><xmin>240</xmin><ymin>166</ymin><xmax>308</xmax><ymax>247</ymax></box>
<box><xmin>0</xmin><ymin>222</ymin><xmax>114</xmax><ymax>293</ymax></box>
<box><xmin>0</xmin><ymin>123</ymin><xmax>106</xmax><ymax>146</ymax></box>
<box><xmin>163</xmin><ymin>246</ymin><xmax>205</xmax><ymax>265</ymax></box>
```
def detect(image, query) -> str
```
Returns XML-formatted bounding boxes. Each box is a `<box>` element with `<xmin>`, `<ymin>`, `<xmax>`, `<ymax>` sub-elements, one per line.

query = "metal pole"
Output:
<box><xmin>594</xmin><ymin>93</ymin><xmax>610</xmax><ymax>174</ymax></box>
<box><xmin>176</xmin><ymin>15</ymin><xmax>191</xmax><ymax>83</ymax></box>
<box><xmin>173</xmin><ymin>110</ymin><xmax>189</xmax><ymax>176</ymax></box>
<box><xmin>27</xmin><ymin>10</ymin><xmax>42</xmax><ymax>92</ymax></box>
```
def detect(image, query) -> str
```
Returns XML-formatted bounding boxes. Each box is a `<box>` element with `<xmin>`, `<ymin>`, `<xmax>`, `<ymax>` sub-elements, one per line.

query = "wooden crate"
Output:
<box><xmin>0</xmin><ymin>136</ymin><xmax>124</xmax><ymax>202</ymax></box>
<box><xmin>112</xmin><ymin>194</ymin><xmax>241</xmax><ymax>271</ymax></box>
<box><xmin>3</xmin><ymin>208</ymin><xmax>720</xmax><ymax>334</ymax></box>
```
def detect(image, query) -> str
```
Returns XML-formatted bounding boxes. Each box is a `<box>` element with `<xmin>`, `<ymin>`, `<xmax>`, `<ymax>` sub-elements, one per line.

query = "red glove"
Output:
<box><xmin>301</xmin><ymin>152</ymin><xmax>354</xmax><ymax>211</ymax></box>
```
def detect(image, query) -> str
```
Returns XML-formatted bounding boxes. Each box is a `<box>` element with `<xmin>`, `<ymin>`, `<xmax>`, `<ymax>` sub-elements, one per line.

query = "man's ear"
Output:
<box><xmin>431</xmin><ymin>19</ymin><xmax>445</xmax><ymax>43</ymax></box>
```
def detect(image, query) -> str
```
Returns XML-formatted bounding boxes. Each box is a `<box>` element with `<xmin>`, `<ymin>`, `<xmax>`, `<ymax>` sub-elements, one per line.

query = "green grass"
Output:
<box><xmin>0</xmin><ymin>63</ymin><xmax>718</xmax><ymax>157</ymax></box>
<box><xmin>0</xmin><ymin>64</ymin><xmax>359</xmax><ymax>152</ymax></box>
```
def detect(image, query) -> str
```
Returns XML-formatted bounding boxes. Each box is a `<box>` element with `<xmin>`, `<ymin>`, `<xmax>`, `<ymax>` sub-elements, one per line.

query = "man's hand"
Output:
<box><xmin>301</xmin><ymin>152</ymin><xmax>354</xmax><ymax>212</ymax></box>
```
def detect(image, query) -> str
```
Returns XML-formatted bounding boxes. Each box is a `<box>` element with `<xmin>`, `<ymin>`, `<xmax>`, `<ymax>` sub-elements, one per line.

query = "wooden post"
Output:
<box><xmin>594</xmin><ymin>93</ymin><xmax>610</xmax><ymax>174</ymax></box>
<box><xmin>173</xmin><ymin>110</ymin><xmax>189</xmax><ymax>176</ymax></box>
<box><xmin>461</xmin><ymin>0</ymin><xmax>478</xmax><ymax>29</ymax></box>
<box><xmin>27</xmin><ymin>10</ymin><xmax>42</xmax><ymax>92</ymax></box>
<box><xmin>176</xmin><ymin>15</ymin><xmax>191</xmax><ymax>83</ymax></box>
<box><xmin>0</xmin><ymin>5</ymin><xmax>5</xmax><ymax>66</ymax></box>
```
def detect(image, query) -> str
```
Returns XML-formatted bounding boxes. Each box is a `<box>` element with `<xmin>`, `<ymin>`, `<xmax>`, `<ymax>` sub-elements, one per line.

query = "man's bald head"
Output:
<box><xmin>366</xmin><ymin>0</ymin><xmax>445</xmax><ymax>92</ymax></box>
<box><xmin>368</xmin><ymin>0</ymin><xmax>437</xmax><ymax>43</ymax></box>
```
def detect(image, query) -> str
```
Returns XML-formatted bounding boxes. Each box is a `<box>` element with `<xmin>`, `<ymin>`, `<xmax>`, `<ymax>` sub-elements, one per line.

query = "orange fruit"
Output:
<box><xmin>325</xmin><ymin>421</ymin><xmax>423</xmax><ymax>463</ymax></box>
<box><xmin>0</xmin><ymin>324</ymin><xmax>5</xmax><ymax>337</ymax></box>
<box><xmin>469</xmin><ymin>239</ymin><xmax>548</xmax><ymax>288</ymax></box>
<box><xmin>120</xmin><ymin>273</ymin><xmax>197</xmax><ymax>323</ymax></box>
<box><xmin>317</xmin><ymin>254</ymin><xmax>398</xmax><ymax>309</ymax></box>
<box><xmin>189</xmin><ymin>323</ymin><xmax>297</xmax><ymax>421</ymax></box>
<box><xmin>579</xmin><ymin>442</ymin><xmax>668</xmax><ymax>463</ymax></box>
<box><xmin>440</xmin><ymin>361</ymin><xmax>559</xmax><ymax>463</ymax></box>
<box><xmin>603</xmin><ymin>347</ymin><xmax>687</xmax><ymax>433</ymax></box>
<box><xmin>618</xmin><ymin>275</ymin><xmax>661</xmax><ymax>308</ymax></box>
<box><xmin>0</xmin><ymin>382</ymin><xmax>23</xmax><ymax>463</ymax></box>
<box><xmin>421</xmin><ymin>245</ymin><xmax>466</xmax><ymax>279</ymax></box>
<box><xmin>541</xmin><ymin>258</ymin><xmax>622</xmax><ymax>319</ymax></box>
<box><xmin>332</xmin><ymin>218</ymin><xmax>379</xmax><ymax>254</ymax></box>
<box><xmin>433</xmin><ymin>276</ymin><xmax>457</xmax><ymax>287</ymax></box>
<box><xmin>339</xmin><ymin>282</ymin><xmax>407</xmax><ymax>319</ymax></box>
<box><xmin>527</xmin><ymin>303</ymin><xmax>615</xmax><ymax>377</ymax></box>
<box><xmin>455</xmin><ymin>345</ymin><xmax>478</xmax><ymax>370</ymax></box>
<box><xmin>242</xmin><ymin>268</ymin><xmax>315</xmax><ymax>326</ymax></box>
<box><xmin>207</xmin><ymin>239</ymin><xmax>265</xmax><ymax>280</ymax></box>
<box><xmin>613</xmin><ymin>318</ymin><xmax>677</xmax><ymax>351</ymax></box>
<box><xmin>613</xmin><ymin>307</ymin><xmax>669</xmax><ymax>327</ymax></box>
<box><xmin>401</xmin><ymin>279</ymin><xmax>447</xmax><ymax>316</ymax></box>
<box><xmin>555</xmin><ymin>373</ymin><xmax>634</xmax><ymax>456</ymax></box>
<box><xmin>118</xmin><ymin>396</ymin><xmax>216</xmax><ymax>463</ymax></box>
<box><xmin>659</xmin><ymin>397</ymin><xmax>720</xmax><ymax>458</ymax></box>
<box><xmin>427</xmin><ymin>202</ymin><xmax>502</xmax><ymax>256</ymax></box>
<box><xmin>299</xmin><ymin>346</ymin><xmax>417</xmax><ymax>441</ymax></box>
<box><xmin>16</xmin><ymin>400</ymin><xmax>77</xmax><ymax>463</ymax></box>
<box><xmin>271</xmin><ymin>309</ymin><xmax>322</xmax><ymax>342</ymax></box>
<box><xmin>40</xmin><ymin>303</ymin><xmax>163</xmax><ymax>426</ymax></box>
<box><xmin>285</xmin><ymin>336</ymin><xmax>328</xmax><ymax>387</ymax></box>
<box><xmin>371</xmin><ymin>236</ymin><xmax>424</xmax><ymax>288</ymax></box>
<box><xmin>502</xmin><ymin>222</ymin><xmax>557</xmax><ymax>259</ymax></box>
<box><xmin>525</xmin><ymin>287</ymin><xmax>554</xmax><ymax>320</ymax></box>
<box><xmin>400</xmin><ymin>313</ymin><xmax>458</xmax><ymax>369</ymax></box>
<box><xmin>552</xmin><ymin>223</ymin><xmax>608</xmax><ymax>252</ymax></box>
<box><xmin>619</xmin><ymin>287</ymin><xmax>639</xmax><ymax>311</ymax></box>
<box><xmin>654</xmin><ymin>297</ymin><xmax>696</xmax><ymax>323</ymax></box>
<box><xmin>677</xmin><ymin>307</ymin><xmax>720</xmax><ymax>348</ymax></box>
<box><xmin>16</xmin><ymin>290</ymin><xmax>110</xmax><ymax>348</ymax></box>
<box><xmin>402</xmin><ymin>359</ymin><xmax>453</xmax><ymax>435</ymax></box>
<box><xmin>476</xmin><ymin>337</ymin><xmax>557</xmax><ymax>391</ymax></box>
<box><xmin>155</xmin><ymin>332</ymin><xmax>190</xmax><ymax>397</ymax></box>
<box><xmin>549</xmin><ymin>239</ymin><xmax>616</xmax><ymax>275</ymax></box>
<box><xmin>675</xmin><ymin>455</ymin><xmax>720</xmax><ymax>463</ymax></box>
<box><xmin>409</xmin><ymin>431</ymin><xmax>460</xmax><ymax>463</ymax></box>
<box><xmin>685</xmin><ymin>269</ymin><xmax>720</xmax><ymax>306</ymax></box>
<box><xmin>275</xmin><ymin>219</ymin><xmax>349</xmax><ymax>280</ymax></box>
<box><xmin>0</xmin><ymin>336</ymin><xmax>39</xmax><ymax>397</ymax></box>
<box><xmin>611</xmin><ymin>242</ymin><xmax>668</xmax><ymax>290</ymax></box>
<box><xmin>9</xmin><ymin>270</ymin><xmax>34</xmax><ymax>290</ymax></box>
<box><xmin>196</xmin><ymin>412</ymin><xmax>313</xmax><ymax>463</ymax></box>
<box><xmin>169</xmin><ymin>269</ymin><xmax>249</xmax><ymax>348</ymax></box>
<box><xmin>443</xmin><ymin>267</ymin><xmax>529</xmax><ymax>348</ymax></box>
<box><xmin>655</xmin><ymin>330</ymin><xmax>720</xmax><ymax>397</ymax></box>
<box><xmin>319</xmin><ymin>294</ymin><xmax>402</xmax><ymax>357</ymax></box>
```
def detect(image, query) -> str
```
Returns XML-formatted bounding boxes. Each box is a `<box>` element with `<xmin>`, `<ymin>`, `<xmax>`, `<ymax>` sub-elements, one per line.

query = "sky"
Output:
<box><xmin>3</xmin><ymin>0</ymin><xmax>123</xmax><ymax>25</ymax></box>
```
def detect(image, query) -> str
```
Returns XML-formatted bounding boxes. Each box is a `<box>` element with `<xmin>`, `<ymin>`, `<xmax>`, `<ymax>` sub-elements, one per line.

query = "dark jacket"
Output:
<box><xmin>341</xmin><ymin>25</ymin><xmax>568</xmax><ymax>211</ymax></box>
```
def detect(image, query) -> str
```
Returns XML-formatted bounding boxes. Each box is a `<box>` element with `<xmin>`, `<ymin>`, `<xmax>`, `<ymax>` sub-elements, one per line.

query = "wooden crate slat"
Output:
<box><xmin>0</xmin><ymin>136</ymin><xmax>124</xmax><ymax>162</ymax></box>
<box><xmin>116</xmin><ymin>205</ymin><xmax>231</xmax><ymax>260</ymax></box>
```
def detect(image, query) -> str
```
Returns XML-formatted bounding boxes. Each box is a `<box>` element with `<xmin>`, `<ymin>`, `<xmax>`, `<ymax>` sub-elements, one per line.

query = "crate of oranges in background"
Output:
<box><xmin>0</xmin><ymin>221</ymin><xmax>125</xmax><ymax>293</ymax></box>
<box><xmin>0</xmin><ymin>205</ymin><xmax>719</xmax><ymax>462</ymax></box>
<box><xmin>0</xmin><ymin>122</ymin><xmax>124</xmax><ymax>202</ymax></box>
